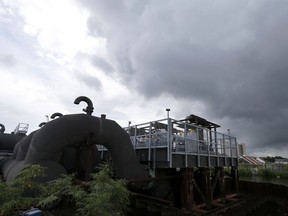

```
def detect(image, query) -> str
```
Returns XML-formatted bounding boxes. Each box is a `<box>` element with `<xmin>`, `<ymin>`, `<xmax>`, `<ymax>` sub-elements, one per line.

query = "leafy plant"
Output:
<box><xmin>0</xmin><ymin>163</ymin><xmax>130</xmax><ymax>216</ymax></box>
<box><xmin>0</xmin><ymin>165</ymin><xmax>46</xmax><ymax>215</ymax></box>
<box><xmin>76</xmin><ymin>164</ymin><xmax>130</xmax><ymax>216</ymax></box>
<box><xmin>38</xmin><ymin>173</ymin><xmax>85</xmax><ymax>210</ymax></box>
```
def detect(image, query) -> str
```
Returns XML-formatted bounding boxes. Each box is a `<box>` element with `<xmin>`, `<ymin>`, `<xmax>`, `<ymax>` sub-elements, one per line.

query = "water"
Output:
<box><xmin>240</xmin><ymin>175</ymin><xmax>288</xmax><ymax>187</ymax></box>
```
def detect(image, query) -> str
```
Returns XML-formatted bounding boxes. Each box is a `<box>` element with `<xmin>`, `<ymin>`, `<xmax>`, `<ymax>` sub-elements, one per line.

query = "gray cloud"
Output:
<box><xmin>76</xmin><ymin>73</ymin><xmax>102</xmax><ymax>91</ymax></box>
<box><xmin>91</xmin><ymin>55</ymin><xmax>114</xmax><ymax>74</ymax></box>
<box><xmin>0</xmin><ymin>54</ymin><xmax>16</xmax><ymax>67</ymax></box>
<box><xmin>79</xmin><ymin>0</ymin><xmax>288</xmax><ymax>156</ymax></box>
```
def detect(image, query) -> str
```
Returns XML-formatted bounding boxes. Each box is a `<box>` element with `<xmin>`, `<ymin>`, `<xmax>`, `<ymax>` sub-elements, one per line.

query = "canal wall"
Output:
<box><xmin>239</xmin><ymin>179</ymin><xmax>288</xmax><ymax>201</ymax></box>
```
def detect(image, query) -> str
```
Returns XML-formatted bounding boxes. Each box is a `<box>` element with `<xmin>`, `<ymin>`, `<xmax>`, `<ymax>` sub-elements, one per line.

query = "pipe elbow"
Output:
<box><xmin>0</xmin><ymin>123</ymin><xmax>5</xmax><ymax>133</ymax></box>
<box><xmin>74</xmin><ymin>96</ymin><xmax>94</xmax><ymax>115</ymax></box>
<box><xmin>39</xmin><ymin>122</ymin><xmax>46</xmax><ymax>128</ymax></box>
<box><xmin>50</xmin><ymin>112</ymin><xmax>63</xmax><ymax>119</ymax></box>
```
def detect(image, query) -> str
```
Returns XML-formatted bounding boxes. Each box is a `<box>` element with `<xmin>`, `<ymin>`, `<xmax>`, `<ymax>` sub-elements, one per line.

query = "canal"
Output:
<box><xmin>240</xmin><ymin>176</ymin><xmax>288</xmax><ymax>187</ymax></box>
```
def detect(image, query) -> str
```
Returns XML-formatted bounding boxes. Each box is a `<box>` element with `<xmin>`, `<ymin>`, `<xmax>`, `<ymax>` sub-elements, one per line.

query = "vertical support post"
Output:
<box><xmin>168</xmin><ymin>118</ymin><xmax>172</xmax><ymax>168</ymax></box>
<box><xmin>214</xmin><ymin>128</ymin><xmax>219</xmax><ymax>166</ymax></box>
<box><xmin>235</xmin><ymin>138</ymin><xmax>238</xmax><ymax>159</ymax></box>
<box><xmin>166</xmin><ymin>108</ymin><xmax>171</xmax><ymax>168</ymax></box>
<box><xmin>197</xmin><ymin>127</ymin><xmax>200</xmax><ymax>167</ymax></box>
<box><xmin>207</xmin><ymin>128</ymin><xmax>211</xmax><ymax>167</ymax></box>
<box><xmin>181</xmin><ymin>168</ymin><xmax>195</xmax><ymax>211</ymax></box>
<box><xmin>218</xmin><ymin>167</ymin><xmax>226</xmax><ymax>203</ymax></box>
<box><xmin>85</xmin><ymin>132</ymin><xmax>95</xmax><ymax>181</ymax></box>
<box><xmin>184</xmin><ymin>122</ymin><xmax>188</xmax><ymax>167</ymax></box>
<box><xmin>223</xmin><ymin>134</ymin><xmax>227</xmax><ymax>166</ymax></box>
<box><xmin>228</xmin><ymin>129</ymin><xmax>233</xmax><ymax>167</ymax></box>
<box><xmin>199</xmin><ymin>168</ymin><xmax>212</xmax><ymax>209</ymax></box>
<box><xmin>149</xmin><ymin>122</ymin><xmax>152</xmax><ymax>162</ymax></box>
<box><xmin>231</xmin><ymin>166</ymin><xmax>239</xmax><ymax>194</ymax></box>
<box><xmin>134</xmin><ymin>126</ymin><xmax>137</xmax><ymax>149</ymax></box>
<box><xmin>151</xmin><ymin>122</ymin><xmax>156</xmax><ymax>173</ymax></box>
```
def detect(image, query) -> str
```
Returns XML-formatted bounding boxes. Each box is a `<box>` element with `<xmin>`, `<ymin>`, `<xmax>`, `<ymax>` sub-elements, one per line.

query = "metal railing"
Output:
<box><xmin>123</xmin><ymin>118</ymin><xmax>238</xmax><ymax>167</ymax></box>
<box><xmin>97</xmin><ymin>118</ymin><xmax>238</xmax><ymax>168</ymax></box>
<box><xmin>13</xmin><ymin>123</ymin><xmax>29</xmax><ymax>135</ymax></box>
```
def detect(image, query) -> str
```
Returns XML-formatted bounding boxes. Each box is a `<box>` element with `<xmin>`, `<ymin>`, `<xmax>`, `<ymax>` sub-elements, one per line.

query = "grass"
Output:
<box><xmin>238</xmin><ymin>164</ymin><xmax>288</xmax><ymax>179</ymax></box>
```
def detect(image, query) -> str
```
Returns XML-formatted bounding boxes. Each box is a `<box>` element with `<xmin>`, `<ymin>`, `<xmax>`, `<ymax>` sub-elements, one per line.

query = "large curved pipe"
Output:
<box><xmin>3</xmin><ymin>114</ymin><xmax>148</xmax><ymax>181</ymax></box>
<box><xmin>23</xmin><ymin>114</ymin><xmax>148</xmax><ymax>179</ymax></box>
<box><xmin>50</xmin><ymin>112</ymin><xmax>63</xmax><ymax>119</ymax></box>
<box><xmin>0</xmin><ymin>123</ymin><xmax>5</xmax><ymax>133</ymax></box>
<box><xmin>74</xmin><ymin>96</ymin><xmax>94</xmax><ymax>115</ymax></box>
<box><xmin>0</xmin><ymin>133</ymin><xmax>25</xmax><ymax>152</ymax></box>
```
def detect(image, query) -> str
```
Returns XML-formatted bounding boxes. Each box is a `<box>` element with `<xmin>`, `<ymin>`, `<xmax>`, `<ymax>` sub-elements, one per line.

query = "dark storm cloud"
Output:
<box><xmin>79</xmin><ymin>0</ymin><xmax>288</xmax><ymax>155</ymax></box>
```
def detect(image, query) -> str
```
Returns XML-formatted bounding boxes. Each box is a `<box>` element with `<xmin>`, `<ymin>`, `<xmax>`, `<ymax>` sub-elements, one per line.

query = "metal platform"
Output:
<box><xmin>13</xmin><ymin>123</ymin><xmax>29</xmax><ymax>135</ymax></box>
<box><xmin>98</xmin><ymin>117</ymin><xmax>238</xmax><ymax>168</ymax></box>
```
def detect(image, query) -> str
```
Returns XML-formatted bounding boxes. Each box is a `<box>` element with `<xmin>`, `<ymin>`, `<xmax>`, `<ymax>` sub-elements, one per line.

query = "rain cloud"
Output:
<box><xmin>79</xmin><ymin>0</ymin><xmax>288</xmax><ymax>155</ymax></box>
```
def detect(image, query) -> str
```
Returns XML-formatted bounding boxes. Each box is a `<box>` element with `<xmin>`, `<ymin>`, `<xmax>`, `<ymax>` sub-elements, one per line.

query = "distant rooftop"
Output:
<box><xmin>239</xmin><ymin>156</ymin><xmax>265</xmax><ymax>166</ymax></box>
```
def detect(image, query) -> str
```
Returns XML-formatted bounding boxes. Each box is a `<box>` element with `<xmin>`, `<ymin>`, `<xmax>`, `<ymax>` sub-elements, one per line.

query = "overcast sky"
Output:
<box><xmin>1</xmin><ymin>0</ymin><xmax>288</xmax><ymax>157</ymax></box>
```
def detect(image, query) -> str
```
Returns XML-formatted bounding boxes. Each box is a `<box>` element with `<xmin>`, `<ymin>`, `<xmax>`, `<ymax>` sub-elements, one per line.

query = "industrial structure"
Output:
<box><xmin>0</xmin><ymin>96</ymin><xmax>240</xmax><ymax>214</ymax></box>
<box><xmin>97</xmin><ymin>113</ymin><xmax>239</xmax><ymax>213</ymax></box>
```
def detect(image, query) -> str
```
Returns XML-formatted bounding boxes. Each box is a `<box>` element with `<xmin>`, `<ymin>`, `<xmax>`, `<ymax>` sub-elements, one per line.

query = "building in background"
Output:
<box><xmin>238</xmin><ymin>155</ymin><xmax>265</xmax><ymax>173</ymax></box>
<box><xmin>237</xmin><ymin>143</ymin><xmax>247</xmax><ymax>157</ymax></box>
<box><xmin>274</xmin><ymin>158</ymin><xmax>288</xmax><ymax>164</ymax></box>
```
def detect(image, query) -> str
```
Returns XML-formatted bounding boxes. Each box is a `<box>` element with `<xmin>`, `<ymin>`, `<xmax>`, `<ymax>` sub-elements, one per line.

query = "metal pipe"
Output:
<box><xmin>50</xmin><ymin>112</ymin><xmax>63</xmax><ymax>119</ymax></box>
<box><xmin>23</xmin><ymin>114</ymin><xmax>148</xmax><ymax>180</ymax></box>
<box><xmin>74</xmin><ymin>96</ymin><xmax>94</xmax><ymax>115</ymax></box>
<box><xmin>2</xmin><ymin>114</ymin><xmax>148</xmax><ymax>182</ymax></box>
<box><xmin>38</xmin><ymin>122</ymin><xmax>46</xmax><ymax>127</ymax></box>
<box><xmin>0</xmin><ymin>123</ymin><xmax>5</xmax><ymax>133</ymax></box>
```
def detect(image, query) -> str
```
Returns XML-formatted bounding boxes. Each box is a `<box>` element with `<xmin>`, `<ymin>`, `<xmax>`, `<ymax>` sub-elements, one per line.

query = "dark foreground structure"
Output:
<box><xmin>0</xmin><ymin>96</ymin><xmax>243</xmax><ymax>215</ymax></box>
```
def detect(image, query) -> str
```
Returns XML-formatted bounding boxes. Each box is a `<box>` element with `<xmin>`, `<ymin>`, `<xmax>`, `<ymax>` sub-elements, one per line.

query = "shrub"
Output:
<box><xmin>75</xmin><ymin>164</ymin><xmax>130</xmax><ymax>216</ymax></box>
<box><xmin>0</xmin><ymin>165</ymin><xmax>46</xmax><ymax>215</ymax></box>
<box><xmin>0</xmin><ymin>164</ymin><xmax>130</xmax><ymax>216</ymax></box>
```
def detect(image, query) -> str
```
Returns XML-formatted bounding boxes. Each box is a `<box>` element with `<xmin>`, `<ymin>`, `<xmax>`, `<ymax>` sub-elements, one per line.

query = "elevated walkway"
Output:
<box><xmin>98</xmin><ymin>117</ymin><xmax>238</xmax><ymax>168</ymax></box>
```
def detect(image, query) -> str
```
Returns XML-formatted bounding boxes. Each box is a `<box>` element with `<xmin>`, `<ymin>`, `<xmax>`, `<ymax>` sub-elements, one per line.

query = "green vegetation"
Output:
<box><xmin>0</xmin><ymin>164</ymin><xmax>130</xmax><ymax>216</ymax></box>
<box><xmin>262</xmin><ymin>156</ymin><xmax>284</xmax><ymax>163</ymax></box>
<box><xmin>238</xmin><ymin>164</ymin><xmax>288</xmax><ymax>179</ymax></box>
<box><xmin>238</xmin><ymin>165</ymin><xmax>254</xmax><ymax>177</ymax></box>
<box><xmin>0</xmin><ymin>164</ymin><xmax>45</xmax><ymax>215</ymax></box>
